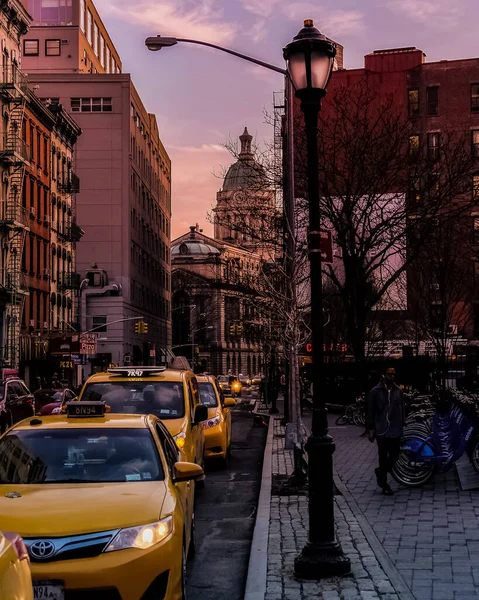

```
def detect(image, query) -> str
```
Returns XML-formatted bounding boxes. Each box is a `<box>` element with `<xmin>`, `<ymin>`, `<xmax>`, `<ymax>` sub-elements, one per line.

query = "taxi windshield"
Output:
<box><xmin>198</xmin><ymin>382</ymin><xmax>218</xmax><ymax>407</ymax></box>
<box><xmin>0</xmin><ymin>429</ymin><xmax>163</xmax><ymax>484</ymax></box>
<box><xmin>81</xmin><ymin>381</ymin><xmax>185</xmax><ymax>419</ymax></box>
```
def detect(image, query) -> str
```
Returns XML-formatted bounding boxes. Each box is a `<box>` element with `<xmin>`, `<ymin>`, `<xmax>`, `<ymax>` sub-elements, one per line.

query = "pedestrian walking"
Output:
<box><xmin>366</xmin><ymin>366</ymin><xmax>405</xmax><ymax>496</ymax></box>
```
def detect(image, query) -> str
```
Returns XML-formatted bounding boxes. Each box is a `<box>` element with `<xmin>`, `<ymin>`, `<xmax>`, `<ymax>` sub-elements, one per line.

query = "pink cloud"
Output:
<box><xmin>98</xmin><ymin>0</ymin><xmax>236</xmax><ymax>45</ymax></box>
<box><xmin>387</xmin><ymin>0</ymin><xmax>464</xmax><ymax>27</ymax></box>
<box><xmin>282</xmin><ymin>4</ymin><xmax>365</xmax><ymax>37</ymax></box>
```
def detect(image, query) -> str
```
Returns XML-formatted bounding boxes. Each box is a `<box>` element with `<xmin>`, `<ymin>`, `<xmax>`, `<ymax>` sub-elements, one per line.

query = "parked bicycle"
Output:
<box><xmin>335</xmin><ymin>396</ymin><xmax>365</xmax><ymax>427</ymax></box>
<box><xmin>392</xmin><ymin>389</ymin><xmax>479</xmax><ymax>487</ymax></box>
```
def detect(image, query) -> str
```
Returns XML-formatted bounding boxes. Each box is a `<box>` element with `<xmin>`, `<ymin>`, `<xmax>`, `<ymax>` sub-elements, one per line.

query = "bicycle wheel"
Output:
<box><xmin>335</xmin><ymin>413</ymin><xmax>348</xmax><ymax>426</ymax></box>
<box><xmin>391</xmin><ymin>433</ymin><xmax>436</xmax><ymax>488</ymax></box>
<box><xmin>469</xmin><ymin>437</ymin><xmax>479</xmax><ymax>474</ymax></box>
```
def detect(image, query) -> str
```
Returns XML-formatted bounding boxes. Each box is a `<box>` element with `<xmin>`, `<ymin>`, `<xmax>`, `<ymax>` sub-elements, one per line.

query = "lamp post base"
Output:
<box><xmin>294</xmin><ymin>541</ymin><xmax>351</xmax><ymax>579</ymax></box>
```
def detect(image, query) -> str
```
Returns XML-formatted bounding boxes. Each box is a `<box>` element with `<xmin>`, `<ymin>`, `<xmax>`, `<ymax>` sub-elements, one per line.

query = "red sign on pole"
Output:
<box><xmin>320</xmin><ymin>231</ymin><xmax>333</xmax><ymax>263</ymax></box>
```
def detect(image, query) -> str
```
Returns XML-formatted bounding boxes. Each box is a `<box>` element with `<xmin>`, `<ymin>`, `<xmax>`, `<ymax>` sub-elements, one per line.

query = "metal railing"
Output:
<box><xmin>0</xmin><ymin>134</ymin><xmax>30</xmax><ymax>163</ymax></box>
<box><xmin>58</xmin><ymin>172</ymin><xmax>80</xmax><ymax>194</ymax></box>
<box><xmin>0</xmin><ymin>65</ymin><xmax>29</xmax><ymax>96</ymax></box>
<box><xmin>58</xmin><ymin>271</ymin><xmax>81</xmax><ymax>291</ymax></box>
<box><xmin>1</xmin><ymin>269</ymin><xmax>29</xmax><ymax>294</ymax></box>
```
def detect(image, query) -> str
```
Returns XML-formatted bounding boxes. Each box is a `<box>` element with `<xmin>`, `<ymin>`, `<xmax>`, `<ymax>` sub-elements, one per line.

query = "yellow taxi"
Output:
<box><xmin>0</xmin><ymin>531</ymin><xmax>32</xmax><ymax>600</ymax></box>
<box><xmin>196</xmin><ymin>375</ymin><xmax>235</xmax><ymax>467</ymax></box>
<box><xmin>0</xmin><ymin>401</ymin><xmax>203</xmax><ymax>600</ymax></box>
<box><xmin>78</xmin><ymin>367</ymin><xmax>208</xmax><ymax>484</ymax></box>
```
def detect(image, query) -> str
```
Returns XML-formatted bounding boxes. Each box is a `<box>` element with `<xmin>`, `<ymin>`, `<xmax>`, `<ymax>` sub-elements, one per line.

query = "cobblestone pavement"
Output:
<box><xmin>267</xmin><ymin>419</ymin><xmax>403</xmax><ymax>600</ymax></box>
<box><xmin>331</xmin><ymin>418</ymin><xmax>479</xmax><ymax>600</ymax></box>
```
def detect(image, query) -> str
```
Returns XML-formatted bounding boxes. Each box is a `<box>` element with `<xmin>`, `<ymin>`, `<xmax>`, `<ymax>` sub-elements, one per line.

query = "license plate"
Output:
<box><xmin>33</xmin><ymin>581</ymin><xmax>64</xmax><ymax>600</ymax></box>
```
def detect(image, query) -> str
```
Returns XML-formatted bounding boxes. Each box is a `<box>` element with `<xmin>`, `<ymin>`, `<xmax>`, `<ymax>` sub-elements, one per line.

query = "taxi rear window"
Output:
<box><xmin>82</xmin><ymin>381</ymin><xmax>185</xmax><ymax>419</ymax></box>
<box><xmin>198</xmin><ymin>382</ymin><xmax>218</xmax><ymax>407</ymax></box>
<box><xmin>0</xmin><ymin>429</ymin><xmax>163</xmax><ymax>484</ymax></box>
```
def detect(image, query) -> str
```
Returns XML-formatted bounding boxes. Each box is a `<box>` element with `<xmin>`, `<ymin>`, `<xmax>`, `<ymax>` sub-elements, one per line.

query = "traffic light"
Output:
<box><xmin>236</xmin><ymin>325</ymin><xmax>243</xmax><ymax>336</ymax></box>
<box><xmin>229</xmin><ymin>324</ymin><xmax>236</xmax><ymax>336</ymax></box>
<box><xmin>135</xmin><ymin>320</ymin><xmax>148</xmax><ymax>334</ymax></box>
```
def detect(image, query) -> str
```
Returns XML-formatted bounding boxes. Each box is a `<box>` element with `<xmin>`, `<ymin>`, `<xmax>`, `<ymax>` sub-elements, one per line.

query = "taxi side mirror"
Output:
<box><xmin>194</xmin><ymin>404</ymin><xmax>208</xmax><ymax>424</ymax></box>
<box><xmin>223</xmin><ymin>397</ymin><xmax>236</xmax><ymax>408</ymax></box>
<box><xmin>173</xmin><ymin>462</ymin><xmax>204</xmax><ymax>483</ymax></box>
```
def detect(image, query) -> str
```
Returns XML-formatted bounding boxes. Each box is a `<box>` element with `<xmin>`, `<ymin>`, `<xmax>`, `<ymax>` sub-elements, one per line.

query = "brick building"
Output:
<box><xmin>0</xmin><ymin>0</ymin><xmax>31</xmax><ymax>372</ymax></box>
<box><xmin>298</xmin><ymin>46</ymin><xmax>479</xmax><ymax>351</ymax></box>
<box><xmin>19</xmin><ymin>0</ymin><xmax>172</xmax><ymax>374</ymax></box>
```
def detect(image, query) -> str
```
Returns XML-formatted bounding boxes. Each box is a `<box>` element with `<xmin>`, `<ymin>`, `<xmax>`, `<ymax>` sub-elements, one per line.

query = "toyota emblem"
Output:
<box><xmin>30</xmin><ymin>540</ymin><xmax>56</xmax><ymax>560</ymax></box>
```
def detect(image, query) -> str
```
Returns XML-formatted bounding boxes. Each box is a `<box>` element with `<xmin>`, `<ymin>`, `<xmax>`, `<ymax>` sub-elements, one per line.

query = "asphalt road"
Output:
<box><xmin>186</xmin><ymin>397</ymin><xmax>267</xmax><ymax>599</ymax></box>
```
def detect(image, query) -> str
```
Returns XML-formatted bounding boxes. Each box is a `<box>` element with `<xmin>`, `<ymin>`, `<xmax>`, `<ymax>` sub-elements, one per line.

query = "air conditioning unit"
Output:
<box><xmin>29</xmin><ymin>206</ymin><xmax>35</xmax><ymax>216</ymax></box>
<box><xmin>431</xmin><ymin>283</ymin><xmax>440</xmax><ymax>291</ymax></box>
<box><xmin>43</xmin><ymin>268</ymin><xmax>50</xmax><ymax>278</ymax></box>
<box><xmin>29</xmin><ymin>319</ymin><xmax>35</xmax><ymax>327</ymax></box>
<box><xmin>448</xmin><ymin>324</ymin><xmax>458</xmax><ymax>335</ymax></box>
<box><xmin>61</xmin><ymin>40</ymin><xmax>69</xmax><ymax>45</ymax></box>
<box><xmin>43</xmin><ymin>321</ymin><xmax>48</xmax><ymax>329</ymax></box>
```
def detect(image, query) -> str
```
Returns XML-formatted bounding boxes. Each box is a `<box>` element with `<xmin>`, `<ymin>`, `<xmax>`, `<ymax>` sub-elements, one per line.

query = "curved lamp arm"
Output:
<box><xmin>145</xmin><ymin>35</ymin><xmax>287</xmax><ymax>76</ymax></box>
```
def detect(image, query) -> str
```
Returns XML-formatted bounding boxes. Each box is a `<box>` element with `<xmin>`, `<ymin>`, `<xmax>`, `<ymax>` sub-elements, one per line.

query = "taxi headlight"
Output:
<box><xmin>173</xmin><ymin>432</ymin><xmax>187</xmax><ymax>450</ymax></box>
<box><xmin>203</xmin><ymin>415</ymin><xmax>221</xmax><ymax>430</ymax></box>
<box><xmin>104</xmin><ymin>516</ymin><xmax>173</xmax><ymax>552</ymax></box>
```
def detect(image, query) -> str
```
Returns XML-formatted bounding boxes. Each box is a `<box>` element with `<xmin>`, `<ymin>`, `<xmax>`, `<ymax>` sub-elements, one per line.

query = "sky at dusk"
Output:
<box><xmin>94</xmin><ymin>0</ymin><xmax>479</xmax><ymax>239</ymax></box>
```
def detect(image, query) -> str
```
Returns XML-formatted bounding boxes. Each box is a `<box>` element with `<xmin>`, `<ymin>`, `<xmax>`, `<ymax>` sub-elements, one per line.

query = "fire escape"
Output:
<box><xmin>0</xmin><ymin>64</ymin><xmax>30</xmax><ymax>369</ymax></box>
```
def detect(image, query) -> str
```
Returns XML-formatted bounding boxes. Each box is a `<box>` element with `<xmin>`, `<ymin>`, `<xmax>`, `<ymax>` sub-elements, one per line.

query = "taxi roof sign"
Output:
<box><xmin>67</xmin><ymin>401</ymin><xmax>106</xmax><ymax>418</ymax></box>
<box><xmin>107</xmin><ymin>367</ymin><xmax>167</xmax><ymax>377</ymax></box>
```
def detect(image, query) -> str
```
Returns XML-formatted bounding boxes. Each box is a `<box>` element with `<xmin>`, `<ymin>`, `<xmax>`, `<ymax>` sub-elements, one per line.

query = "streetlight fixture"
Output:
<box><xmin>283</xmin><ymin>20</ymin><xmax>350</xmax><ymax>579</ymax></box>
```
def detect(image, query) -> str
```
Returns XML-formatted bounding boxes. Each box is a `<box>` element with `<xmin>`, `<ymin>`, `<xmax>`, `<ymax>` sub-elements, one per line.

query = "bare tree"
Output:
<box><xmin>406</xmin><ymin>218</ymin><xmax>476</xmax><ymax>371</ymax></box>
<box><xmin>292</xmin><ymin>78</ymin><xmax>477</xmax><ymax>373</ymax></box>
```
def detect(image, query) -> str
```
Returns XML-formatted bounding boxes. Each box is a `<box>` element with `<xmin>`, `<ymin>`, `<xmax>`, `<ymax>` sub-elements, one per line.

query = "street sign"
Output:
<box><xmin>80</xmin><ymin>333</ymin><xmax>97</xmax><ymax>355</ymax></box>
<box><xmin>320</xmin><ymin>231</ymin><xmax>333</xmax><ymax>263</ymax></box>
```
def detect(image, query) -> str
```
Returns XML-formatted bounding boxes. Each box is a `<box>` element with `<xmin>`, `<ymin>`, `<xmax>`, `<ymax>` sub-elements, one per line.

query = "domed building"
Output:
<box><xmin>213</xmin><ymin>128</ymin><xmax>275</xmax><ymax>259</ymax></box>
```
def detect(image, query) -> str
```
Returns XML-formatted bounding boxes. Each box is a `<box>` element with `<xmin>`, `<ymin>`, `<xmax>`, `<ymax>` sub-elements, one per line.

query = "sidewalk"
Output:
<box><xmin>246</xmin><ymin>410</ymin><xmax>479</xmax><ymax>600</ymax></box>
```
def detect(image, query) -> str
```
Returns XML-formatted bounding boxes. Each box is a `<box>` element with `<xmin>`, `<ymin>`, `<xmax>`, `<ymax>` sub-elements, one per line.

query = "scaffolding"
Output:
<box><xmin>0</xmin><ymin>64</ymin><xmax>30</xmax><ymax>369</ymax></box>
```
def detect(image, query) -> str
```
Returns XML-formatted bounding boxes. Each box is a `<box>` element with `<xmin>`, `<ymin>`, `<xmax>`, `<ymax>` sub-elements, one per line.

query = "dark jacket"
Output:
<box><xmin>366</xmin><ymin>382</ymin><xmax>405</xmax><ymax>439</ymax></box>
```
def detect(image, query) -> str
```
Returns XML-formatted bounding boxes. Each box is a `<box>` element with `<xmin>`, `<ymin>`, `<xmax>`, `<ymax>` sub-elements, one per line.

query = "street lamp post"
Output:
<box><xmin>283</xmin><ymin>20</ymin><xmax>350</xmax><ymax>578</ymax></box>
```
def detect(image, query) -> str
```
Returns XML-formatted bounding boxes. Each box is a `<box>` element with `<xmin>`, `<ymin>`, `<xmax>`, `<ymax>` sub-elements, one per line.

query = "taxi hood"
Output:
<box><xmin>161</xmin><ymin>417</ymin><xmax>188</xmax><ymax>438</ymax></box>
<box><xmin>0</xmin><ymin>482</ymin><xmax>168</xmax><ymax>538</ymax></box>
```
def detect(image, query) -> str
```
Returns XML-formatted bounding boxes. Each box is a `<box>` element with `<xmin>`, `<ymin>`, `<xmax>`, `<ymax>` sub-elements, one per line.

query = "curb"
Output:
<box><xmin>244</xmin><ymin>413</ymin><xmax>274</xmax><ymax>600</ymax></box>
<box><xmin>334</xmin><ymin>475</ymin><xmax>415</xmax><ymax>600</ymax></box>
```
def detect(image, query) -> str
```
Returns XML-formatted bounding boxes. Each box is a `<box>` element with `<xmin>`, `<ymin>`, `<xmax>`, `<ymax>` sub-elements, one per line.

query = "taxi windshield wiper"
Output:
<box><xmin>44</xmin><ymin>479</ymin><xmax>102</xmax><ymax>484</ymax></box>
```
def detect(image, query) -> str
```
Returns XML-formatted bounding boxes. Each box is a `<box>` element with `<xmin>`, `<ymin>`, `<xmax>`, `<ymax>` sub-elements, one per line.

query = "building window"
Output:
<box><xmin>43</xmin><ymin>137</ymin><xmax>48</xmax><ymax>173</ymax></box>
<box><xmin>474</xmin><ymin>174</ymin><xmax>479</xmax><ymax>200</ymax></box>
<box><xmin>474</xmin><ymin>216</ymin><xmax>479</xmax><ymax>243</ymax></box>
<box><xmin>87</xmin><ymin>10</ymin><xmax>92</xmax><ymax>44</ymax></box>
<box><xmin>99</xmin><ymin>34</ymin><xmax>105</xmax><ymax>68</ymax></box>
<box><xmin>427</xmin><ymin>132</ymin><xmax>440</xmax><ymax>161</ymax></box>
<box><xmin>83</xmin><ymin>49</ymin><xmax>87</xmax><ymax>65</ymax></box>
<box><xmin>112</xmin><ymin>57</ymin><xmax>116</xmax><ymax>73</ymax></box>
<box><xmin>71</xmin><ymin>97</ymin><xmax>112</xmax><ymax>112</ymax></box>
<box><xmin>409</xmin><ymin>135</ymin><xmax>420</xmax><ymax>155</ymax></box>
<box><xmin>45</xmin><ymin>39</ymin><xmax>61</xmax><ymax>56</ymax></box>
<box><xmin>92</xmin><ymin>315</ymin><xmax>107</xmax><ymax>332</ymax></box>
<box><xmin>93</xmin><ymin>22</ymin><xmax>99</xmax><ymax>56</ymax></box>
<box><xmin>106</xmin><ymin>46</ymin><xmax>111</xmax><ymax>73</ymax></box>
<box><xmin>24</xmin><ymin>39</ymin><xmax>39</xmax><ymax>56</ymax></box>
<box><xmin>80</xmin><ymin>0</ymin><xmax>85</xmax><ymax>32</ymax></box>
<box><xmin>408</xmin><ymin>88</ymin><xmax>419</xmax><ymax>117</ymax></box>
<box><xmin>427</xmin><ymin>86</ymin><xmax>439</xmax><ymax>116</ymax></box>
<box><xmin>37</xmin><ymin>131</ymin><xmax>41</xmax><ymax>168</ymax></box>
<box><xmin>473</xmin><ymin>130</ymin><xmax>479</xmax><ymax>157</ymax></box>
<box><xmin>472</xmin><ymin>84</ymin><xmax>479</xmax><ymax>112</ymax></box>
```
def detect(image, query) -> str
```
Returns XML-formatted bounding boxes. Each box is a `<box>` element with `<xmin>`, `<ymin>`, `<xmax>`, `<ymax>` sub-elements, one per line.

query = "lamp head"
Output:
<box><xmin>145</xmin><ymin>36</ymin><xmax>179</xmax><ymax>52</ymax></box>
<box><xmin>283</xmin><ymin>20</ymin><xmax>336</xmax><ymax>94</ymax></box>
